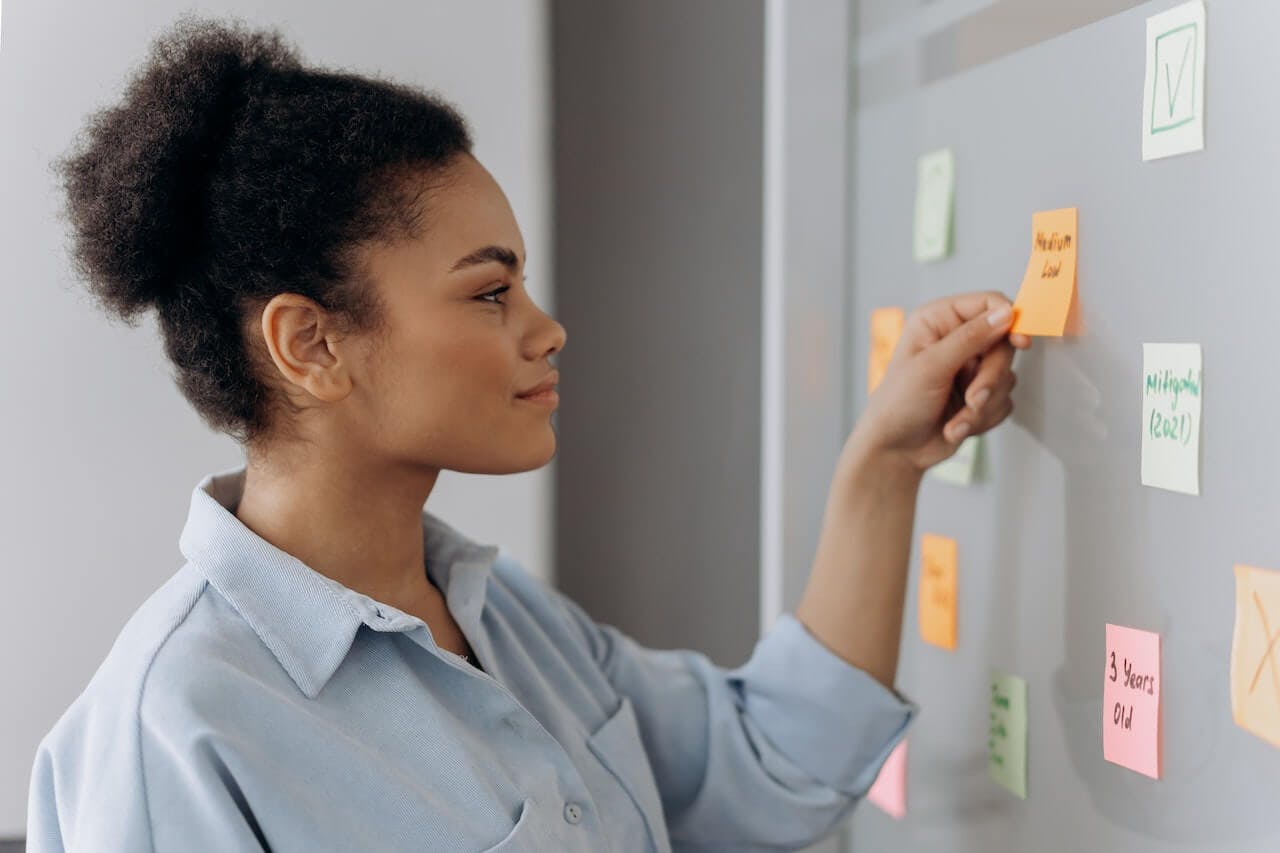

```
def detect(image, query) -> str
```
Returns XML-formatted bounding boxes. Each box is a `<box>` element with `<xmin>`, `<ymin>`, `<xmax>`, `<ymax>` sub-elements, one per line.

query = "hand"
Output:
<box><xmin>849</xmin><ymin>291</ymin><xmax>1032</xmax><ymax>472</ymax></box>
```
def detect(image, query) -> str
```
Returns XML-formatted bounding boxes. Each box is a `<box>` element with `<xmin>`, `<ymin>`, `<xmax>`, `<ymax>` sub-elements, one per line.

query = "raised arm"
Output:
<box><xmin>796</xmin><ymin>291</ymin><xmax>1029</xmax><ymax>689</ymax></box>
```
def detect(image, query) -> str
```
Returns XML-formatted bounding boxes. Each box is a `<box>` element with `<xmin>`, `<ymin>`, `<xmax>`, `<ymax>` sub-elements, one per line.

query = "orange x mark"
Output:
<box><xmin>1249</xmin><ymin>590</ymin><xmax>1280</xmax><ymax>697</ymax></box>
<box><xmin>1232</xmin><ymin>564</ymin><xmax>1280</xmax><ymax>749</ymax></box>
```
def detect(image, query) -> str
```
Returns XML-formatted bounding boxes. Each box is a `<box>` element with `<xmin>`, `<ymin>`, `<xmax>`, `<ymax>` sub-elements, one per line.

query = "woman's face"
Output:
<box><xmin>342</xmin><ymin>153</ymin><xmax>566</xmax><ymax>475</ymax></box>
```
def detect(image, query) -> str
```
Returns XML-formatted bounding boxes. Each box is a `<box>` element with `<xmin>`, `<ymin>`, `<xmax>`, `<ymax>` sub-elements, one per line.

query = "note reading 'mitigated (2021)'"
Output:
<box><xmin>1141</xmin><ymin>343</ymin><xmax>1202</xmax><ymax>495</ymax></box>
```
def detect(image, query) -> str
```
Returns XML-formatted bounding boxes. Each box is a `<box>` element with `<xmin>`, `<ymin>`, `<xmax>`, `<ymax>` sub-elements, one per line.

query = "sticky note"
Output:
<box><xmin>1141</xmin><ymin>343</ymin><xmax>1202</xmax><ymax>495</ymax></box>
<box><xmin>866</xmin><ymin>739</ymin><xmax>907</xmax><ymax>819</ymax></box>
<box><xmin>929</xmin><ymin>434</ymin><xmax>981</xmax><ymax>486</ymax></box>
<box><xmin>913</xmin><ymin>148</ymin><xmax>955</xmax><ymax>263</ymax></box>
<box><xmin>1103</xmin><ymin>624</ymin><xmax>1162</xmax><ymax>778</ymax></box>
<box><xmin>1010</xmin><ymin>207</ymin><xmax>1078</xmax><ymax>337</ymax></box>
<box><xmin>868</xmin><ymin>307</ymin><xmax>905</xmax><ymax>395</ymax></box>
<box><xmin>988</xmin><ymin>671</ymin><xmax>1028</xmax><ymax>798</ymax></box>
<box><xmin>1231</xmin><ymin>564</ymin><xmax>1280</xmax><ymax>749</ymax></box>
<box><xmin>1142</xmin><ymin>1</ymin><xmax>1206</xmax><ymax>161</ymax></box>
<box><xmin>919</xmin><ymin>534</ymin><xmax>957</xmax><ymax>651</ymax></box>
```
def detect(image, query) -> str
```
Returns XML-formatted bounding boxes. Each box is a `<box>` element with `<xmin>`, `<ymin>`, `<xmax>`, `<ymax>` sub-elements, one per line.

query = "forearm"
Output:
<box><xmin>793</xmin><ymin>432</ymin><xmax>923</xmax><ymax>691</ymax></box>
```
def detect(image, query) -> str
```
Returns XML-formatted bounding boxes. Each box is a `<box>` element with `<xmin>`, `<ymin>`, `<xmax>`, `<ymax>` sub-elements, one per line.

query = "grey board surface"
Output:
<box><xmin>846</xmin><ymin>1</ymin><xmax>1280</xmax><ymax>851</ymax></box>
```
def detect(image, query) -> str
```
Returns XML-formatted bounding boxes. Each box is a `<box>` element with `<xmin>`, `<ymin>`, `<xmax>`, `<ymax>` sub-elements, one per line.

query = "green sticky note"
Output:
<box><xmin>928</xmin><ymin>434</ymin><xmax>981</xmax><ymax>486</ymax></box>
<box><xmin>913</xmin><ymin>148</ymin><xmax>955</xmax><ymax>263</ymax></box>
<box><xmin>988</xmin><ymin>671</ymin><xmax>1028</xmax><ymax>799</ymax></box>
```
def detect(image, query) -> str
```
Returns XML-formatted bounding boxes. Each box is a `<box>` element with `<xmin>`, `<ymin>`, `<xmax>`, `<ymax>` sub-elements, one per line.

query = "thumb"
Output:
<box><xmin>922</xmin><ymin>304</ymin><xmax>1015</xmax><ymax>377</ymax></box>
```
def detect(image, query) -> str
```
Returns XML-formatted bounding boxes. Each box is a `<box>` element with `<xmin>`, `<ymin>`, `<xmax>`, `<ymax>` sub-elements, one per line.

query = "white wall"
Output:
<box><xmin>0</xmin><ymin>0</ymin><xmax>551</xmax><ymax>836</ymax></box>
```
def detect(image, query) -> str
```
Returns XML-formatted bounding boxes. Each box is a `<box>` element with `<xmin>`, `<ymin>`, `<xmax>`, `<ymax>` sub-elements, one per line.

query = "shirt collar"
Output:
<box><xmin>178</xmin><ymin>463</ymin><xmax>500</xmax><ymax>699</ymax></box>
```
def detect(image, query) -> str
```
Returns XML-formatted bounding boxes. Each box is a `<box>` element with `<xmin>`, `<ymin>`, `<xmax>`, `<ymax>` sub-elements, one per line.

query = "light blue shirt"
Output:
<box><xmin>27</xmin><ymin>465</ymin><xmax>914</xmax><ymax>852</ymax></box>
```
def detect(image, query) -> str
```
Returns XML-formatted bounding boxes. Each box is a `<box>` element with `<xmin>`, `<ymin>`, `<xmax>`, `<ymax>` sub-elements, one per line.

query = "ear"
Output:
<box><xmin>258</xmin><ymin>293</ymin><xmax>354</xmax><ymax>403</ymax></box>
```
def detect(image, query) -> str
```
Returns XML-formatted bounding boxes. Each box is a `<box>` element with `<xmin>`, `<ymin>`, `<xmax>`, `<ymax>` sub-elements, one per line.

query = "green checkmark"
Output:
<box><xmin>1151</xmin><ymin>23</ymin><xmax>1198</xmax><ymax>134</ymax></box>
<box><xmin>1164</xmin><ymin>36</ymin><xmax>1192</xmax><ymax>117</ymax></box>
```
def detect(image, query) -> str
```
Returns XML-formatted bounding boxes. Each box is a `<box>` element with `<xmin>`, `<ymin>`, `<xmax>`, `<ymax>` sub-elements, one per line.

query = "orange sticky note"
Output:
<box><xmin>868</xmin><ymin>307</ymin><xmax>905</xmax><ymax>395</ymax></box>
<box><xmin>1102</xmin><ymin>624</ymin><xmax>1161</xmax><ymax>778</ymax></box>
<box><xmin>919</xmin><ymin>534</ymin><xmax>957</xmax><ymax>650</ymax></box>
<box><xmin>1010</xmin><ymin>207</ymin><xmax>1078</xmax><ymax>337</ymax></box>
<box><xmin>1231</xmin><ymin>564</ymin><xmax>1280</xmax><ymax>749</ymax></box>
<box><xmin>866</xmin><ymin>739</ymin><xmax>907</xmax><ymax>819</ymax></box>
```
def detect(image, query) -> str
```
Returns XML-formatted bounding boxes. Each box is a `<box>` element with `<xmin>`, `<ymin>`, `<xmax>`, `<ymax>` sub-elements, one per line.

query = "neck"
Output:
<box><xmin>233</xmin><ymin>452</ymin><xmax>443</xmax><ymax>609</ymax></box>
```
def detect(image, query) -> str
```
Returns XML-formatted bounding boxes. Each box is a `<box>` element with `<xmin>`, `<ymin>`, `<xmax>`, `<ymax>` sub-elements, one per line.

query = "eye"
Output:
<box><xmin>476</xmin><ymin>285</ymin><xmax>511</xmax><ymax>306</ymax></box>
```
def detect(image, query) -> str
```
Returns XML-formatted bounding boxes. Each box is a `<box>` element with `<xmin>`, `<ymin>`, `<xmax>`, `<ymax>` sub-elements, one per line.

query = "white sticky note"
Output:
<box><xmin>929</xmin><ymin>435</ymin><xmax>981</xmax><ymax>486</ymax></box>
<box><xmin>1142</xmin><ymin>1</ymin><xmax>1206</xmax><ymax>161</ymax></box>
<box><xmin>1141</xmin><ymin>343</ymin><xmax>1202</xmax><ymax>495</ymax></box>
<box><xmin>913</xmin><ymin>148</ymin><xmax>955</xmax><ymax>263</ymax></box>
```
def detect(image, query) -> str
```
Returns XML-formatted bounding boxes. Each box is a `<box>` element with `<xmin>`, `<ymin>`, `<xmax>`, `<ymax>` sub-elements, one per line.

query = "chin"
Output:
<box><xmin>520</xmin><ymin>436</ymin><xmax>558</xmax><ymax>471</ymax></box>
<box><xmin>471</xmin><ymin>436</ymin><xmax>558</xmax><ymax>475</ymax></box>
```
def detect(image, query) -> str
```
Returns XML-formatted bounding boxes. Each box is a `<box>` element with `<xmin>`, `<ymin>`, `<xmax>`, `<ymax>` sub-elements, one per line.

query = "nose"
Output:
<box><xmin>547</xmin><ymin>317</ymin><xmax>567</xmax><ymax>356</ymax></box>
<box><xmin>527</xmin><ymin>302</ymin><xmax>567</xmax><ymax>360</ymax></box>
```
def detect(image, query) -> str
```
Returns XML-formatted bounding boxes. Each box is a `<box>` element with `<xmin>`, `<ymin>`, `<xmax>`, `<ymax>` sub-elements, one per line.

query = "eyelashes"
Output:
<box><xmin>476</xmin><ymin>285</ymin><xmax>512</xmax><ymax>306</ymax></box>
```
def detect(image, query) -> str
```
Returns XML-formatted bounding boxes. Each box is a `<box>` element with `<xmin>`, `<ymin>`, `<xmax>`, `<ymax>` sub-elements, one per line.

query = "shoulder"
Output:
<box><xmin>41</xmin><ymin>564</ymin><xmax>207</xmax><ymax>744</ymax></box>
<box><xmin>37</xmin><ymin>561</ymin><xmax>281</xmax><ymax>767</ymax></box>
<box><xmin>29</xmin><ymin>564</ymin><xmax>215</xmax><ymax>846</ymax></box>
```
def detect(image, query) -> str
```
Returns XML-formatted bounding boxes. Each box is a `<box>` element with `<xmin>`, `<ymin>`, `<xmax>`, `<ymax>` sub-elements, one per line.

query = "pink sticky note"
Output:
<box><xmin>1103</xmin><ymin>624</ymin><xmax>1161</xmax><ymax>778</ymax></box>
<box><xmin>866</xmin><ymin>739</ymin><xmax>907</xmax><ymax>818</ymax></box>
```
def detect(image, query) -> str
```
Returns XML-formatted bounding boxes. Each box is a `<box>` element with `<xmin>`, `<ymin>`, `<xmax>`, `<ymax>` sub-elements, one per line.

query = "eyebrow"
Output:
<box><xmin>449</xmin><ymin>245</ymin><xmax>523</xmax><ymax>274</ymax></box>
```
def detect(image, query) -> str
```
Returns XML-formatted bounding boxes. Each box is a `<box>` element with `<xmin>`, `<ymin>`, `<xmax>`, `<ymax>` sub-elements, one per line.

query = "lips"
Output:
<box><xmin>517</xmin><ymin>371</ymin><xmax>559</xmax><ymax>398</ymax></box>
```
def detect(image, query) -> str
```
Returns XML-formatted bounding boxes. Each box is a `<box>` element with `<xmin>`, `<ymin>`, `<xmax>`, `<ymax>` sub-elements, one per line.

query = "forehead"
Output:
<box><xmin>421</xmin><ymin>156</ymin><xmax>525</xmax><ymax>262</ymax></box>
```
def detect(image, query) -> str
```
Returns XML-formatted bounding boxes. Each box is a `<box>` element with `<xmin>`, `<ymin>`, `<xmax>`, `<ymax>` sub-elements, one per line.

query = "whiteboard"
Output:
<box><xmin>845</xmin><ymin>1</ymin><xmax>1280</xmax><ymax>850</ymax></box>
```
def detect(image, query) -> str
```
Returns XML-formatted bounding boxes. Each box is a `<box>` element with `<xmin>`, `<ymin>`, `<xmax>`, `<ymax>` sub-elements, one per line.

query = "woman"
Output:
<box><xmin>27</xmin><ymin>13</ymin><xmax>1028</xmax><ymax>853</ymax></box>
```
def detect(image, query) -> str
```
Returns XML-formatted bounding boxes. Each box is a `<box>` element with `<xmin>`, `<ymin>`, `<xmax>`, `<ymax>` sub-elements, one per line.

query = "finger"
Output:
<box><xmin>1009</xmin><ymin>332</ymin><xmax>1033</xmax><ymax>350</ymax></box>
<box><xmin>982</xmin><ymin>398</ymin><xmax>1015</xmax><ymax>432</ymax></box>
<box><xmin>962</xmin><ymin>342</ymin><xmax>1015</xmax><ymax>413</ymax></box>
<box><xmin>973</xmin><ymin>372</ymin><xmax>1017</xmax><ymax>430</ymax></box>
<box><xmin>922</xmin><ymin>303</ymin><xmax>1015</xmax><ymax>379</ymax></box>
<box><xmin>912</xmin><ymin>291</ymin><xmax>1014</xmax><ymax>348</ymax></box>
<box><xmin>942</xmin><ymin>408</ymin><xmax>979</xmax><ymax>444</ymax></box>
<box><xmin>952</xmin><ymin>357</ymin><xmax>981</xmax><ymax>408</ymax></box>
<box><xmin>944</xmin><ymin>395</ymin><xmax>1014</xmax><ymax>443</ymax></box>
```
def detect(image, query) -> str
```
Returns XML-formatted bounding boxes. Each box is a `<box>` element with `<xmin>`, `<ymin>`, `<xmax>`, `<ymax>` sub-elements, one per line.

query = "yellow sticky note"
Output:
<box><xmin>919</xmin><ymin>534</ymin><xmax>957</xmax><ymax>650</ymax></box>
<box><xmin>1231</xmin><ymin>564</ymin><xmax>1280</xmax><ymax>749</ymax></box>
<box><xmin>1010</xmin><ymin>207</ymin><xmax>1078</xmax><ymax>337</ymax></box>
<box><xmin>868</xmin><ymin>307</ymin><xmax>905</xmax><ymax>395</ymax></box>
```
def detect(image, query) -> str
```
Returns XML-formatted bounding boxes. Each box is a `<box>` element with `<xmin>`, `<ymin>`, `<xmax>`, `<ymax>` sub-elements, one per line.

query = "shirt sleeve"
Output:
<box><xmin>554</xmin><ymin>592</ymin><xmax>917</xmax><ymax>851</ymax></box>
<box><xmin>26</xmin><ymin>683</ymin><xmax>270</xmax><ymax>852</ymax></box>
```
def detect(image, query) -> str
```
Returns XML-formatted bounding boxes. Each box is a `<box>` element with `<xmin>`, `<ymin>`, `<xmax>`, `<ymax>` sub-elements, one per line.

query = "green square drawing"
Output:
<box><xmin>1150</xmin><ymin>22</ymin><xmax>1198</xmax><ymax>135</ymax></box>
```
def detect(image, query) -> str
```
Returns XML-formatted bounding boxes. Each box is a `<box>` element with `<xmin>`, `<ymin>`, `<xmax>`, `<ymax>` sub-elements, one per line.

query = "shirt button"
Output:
<box><xmin>563</xmin><ymin>802</ymin><xmax>583</xmax><ymax>825</ymax></box>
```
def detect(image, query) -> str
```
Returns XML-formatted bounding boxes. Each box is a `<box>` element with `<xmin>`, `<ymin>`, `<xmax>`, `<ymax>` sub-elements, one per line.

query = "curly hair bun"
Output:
<box><xmin>56</xmin><ymin>12</ymin><xmax>472</xmax><ymax>444</ymax></box>
<box><xmin>55</xmin><ymin>13</ymin><xmax>301</xmax><ymax>320</ymax></box>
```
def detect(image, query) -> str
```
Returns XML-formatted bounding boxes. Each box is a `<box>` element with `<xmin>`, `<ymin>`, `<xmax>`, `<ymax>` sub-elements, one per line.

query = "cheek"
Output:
<box><xmin>395</xmin><ymin>333</ymin><xmax>515</xmax><ymax>422</ymax></box>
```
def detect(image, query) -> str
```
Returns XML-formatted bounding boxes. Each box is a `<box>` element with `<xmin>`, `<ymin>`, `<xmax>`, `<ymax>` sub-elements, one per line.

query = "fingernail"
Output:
<box><xmin>987</xmin><ymin>306</ymin><xmax>1012</xmax><ymax>327</ymax></box>
<box><xmin>968</xmin><ymin>388</ymin><xmax>991</xmax><ymax>411</ymax></box>
<box><xmin>950</xmin><ymin>421</ymin><xmax>970</xmax><ymax>442</ymax></box>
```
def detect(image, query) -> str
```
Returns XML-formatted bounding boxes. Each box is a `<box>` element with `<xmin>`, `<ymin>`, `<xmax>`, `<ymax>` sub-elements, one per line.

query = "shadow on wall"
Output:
<box><xmin>0</xmin><ymin>840</ymin><xmax>23</xmax><ymax>851</ymax></box>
